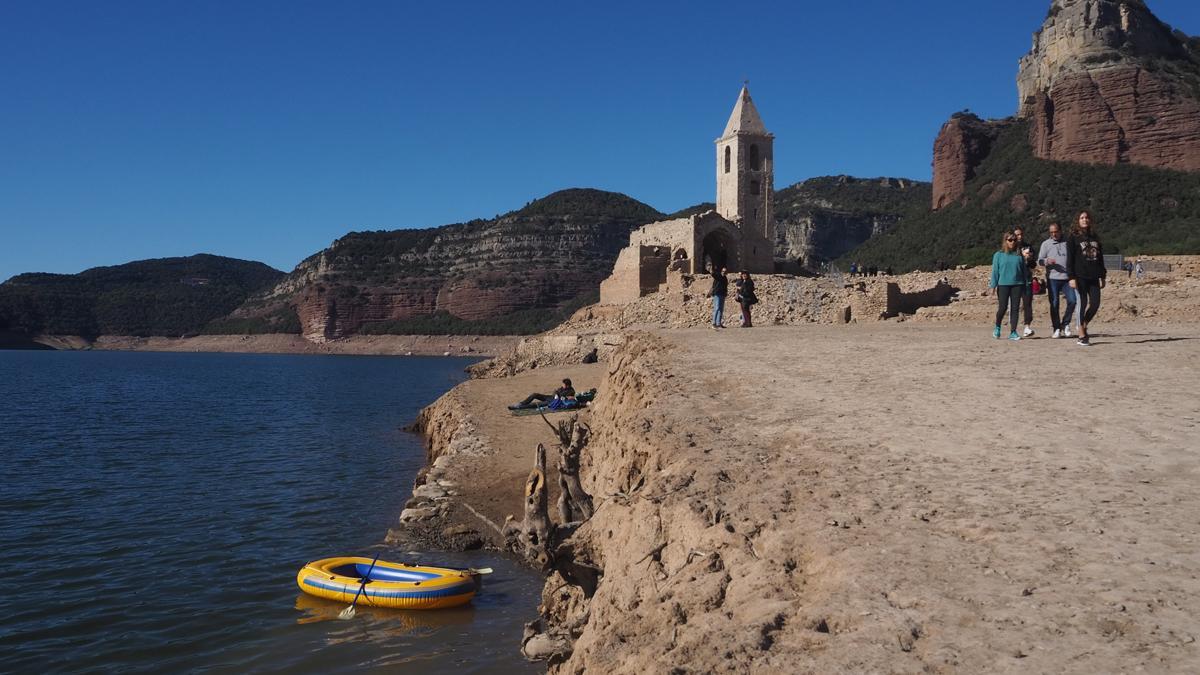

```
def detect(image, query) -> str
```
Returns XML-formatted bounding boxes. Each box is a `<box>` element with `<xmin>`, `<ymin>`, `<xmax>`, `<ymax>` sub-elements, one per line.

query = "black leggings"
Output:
<box><xmin>1076</xmin><ymin>279</ymin><xmax>1102</xmax><ymax>325</ymax></box>
<box><xmin>995</xmin><ymin>285</ymin><xmax>1021</xmax><ymax>332</ymax></box>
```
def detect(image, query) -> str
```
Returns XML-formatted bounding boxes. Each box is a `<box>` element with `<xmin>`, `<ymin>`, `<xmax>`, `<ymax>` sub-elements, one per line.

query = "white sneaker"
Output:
<box><xmin>1062</xmin><ymin>326</ymin><xmax>1072</xmax><ymax>337</ymax></box>
<box><xmin>1052</xmin><ymin>329</ymin><xmax>1061</xmax><ymax>339</ymax></box>
<box><xmin>1023</xmin><ymin>326</ymin><xmax>1034</xmax><ymax>337</ymax></box>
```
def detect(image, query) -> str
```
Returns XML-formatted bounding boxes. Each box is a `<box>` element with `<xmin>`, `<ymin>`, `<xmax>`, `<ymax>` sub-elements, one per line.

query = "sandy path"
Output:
<box><xmin>650</xmin><ymin>322</ymin><xmax>1200</xmax><ymax>671</ymax></box>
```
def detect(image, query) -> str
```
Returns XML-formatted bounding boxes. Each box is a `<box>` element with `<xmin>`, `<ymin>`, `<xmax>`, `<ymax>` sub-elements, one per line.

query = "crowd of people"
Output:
<box><xmin>989</xmin><ymin>211</ymin><xmax>1106</xmax><ymax>346</ymax></box>
<box><xmin>699</xmin><ymin>211</ymin><xmax>1131</xmax><ymax>341</ymax></box>
<box><xmin>848</xmin><ymin>263</ymin><xmax>893</xmax><ymax>277</ymax></box>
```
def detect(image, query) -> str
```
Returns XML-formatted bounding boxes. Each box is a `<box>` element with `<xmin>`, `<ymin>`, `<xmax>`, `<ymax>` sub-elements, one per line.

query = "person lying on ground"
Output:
<box><xmin>509</xmin><ymin>378</ymin><xmax>575</xmax><ymax>410</ymax></box>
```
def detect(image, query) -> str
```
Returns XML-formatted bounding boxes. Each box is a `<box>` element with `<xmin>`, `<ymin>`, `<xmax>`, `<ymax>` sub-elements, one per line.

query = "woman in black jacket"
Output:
<box><xmin>1066</xmin><ymin>211</ymin><xmax>1106</xmax><ymax>347</ymax></box>
<box><xmin>735</xmin><ymin>271</ymin><xmax>758</xmax><ymax>328</ymax></box>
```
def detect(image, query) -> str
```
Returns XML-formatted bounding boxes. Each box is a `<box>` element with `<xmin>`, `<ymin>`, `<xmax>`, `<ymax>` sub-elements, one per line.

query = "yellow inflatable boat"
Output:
<box><xmin>296</xmin><ymin>557</ymin><xmax>479</xmax><ymax>610</ymax></box>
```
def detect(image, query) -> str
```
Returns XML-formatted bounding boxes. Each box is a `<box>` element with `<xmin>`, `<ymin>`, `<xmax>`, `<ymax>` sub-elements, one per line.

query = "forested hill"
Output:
<box><xmin>843</xmin><ymin>118</ymin><xmax>1200</xmax><ymax>272</ymax></box>
<box><xmin>0</xmin><ymin>254</ymin><xmax>285</xmax><ymax>337</ymax></box>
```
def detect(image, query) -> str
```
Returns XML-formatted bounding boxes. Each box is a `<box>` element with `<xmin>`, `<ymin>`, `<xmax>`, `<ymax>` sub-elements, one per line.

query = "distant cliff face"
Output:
<box><xmin>933</xmin><ymin>0</ymin><xmax>1200</xmax><ymax>210</ymax></box>
<box><xmin>932</xmin><ymin>116</ymin><xmax>1013</xmax><ymax>210</ymax></box>
<box><xmin>232</xmin><ymin>189</ymin><xmax>663</xmax><ymax>341</ymax></box>
<box><xmin>1017</xmin><ymin>0</ymin><xmax>1200</xmax><ymax>170</ymax></box>
<box><xmin>774</xmin><ymin>176</ymin><xmax>930</xmax><ymax>268</ymax></box>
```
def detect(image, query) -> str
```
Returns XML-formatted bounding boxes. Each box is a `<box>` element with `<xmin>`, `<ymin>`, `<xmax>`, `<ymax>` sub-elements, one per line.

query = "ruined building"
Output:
<box><xmin>599</xmin><ymin>86</ymin><xmax>775</xmax><ymax>305</ymax></box>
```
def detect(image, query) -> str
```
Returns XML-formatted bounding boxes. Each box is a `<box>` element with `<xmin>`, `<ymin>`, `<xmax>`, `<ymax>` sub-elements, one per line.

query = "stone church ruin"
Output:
<box><xmin>600</xmin><ymin>86</ymin><xmax>776</xmax><ymax>305</ymax></box>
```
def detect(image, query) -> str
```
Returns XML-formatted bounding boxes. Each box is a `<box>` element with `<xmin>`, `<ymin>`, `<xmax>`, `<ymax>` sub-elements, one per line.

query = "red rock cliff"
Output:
<box><xmin>232</xmin><ymin>189</ymin><xmax>663</xmax><ymax>342</ymax></box>
<box><xmin>1017</xmin><ymin>0</ymin><xmax>1200</xmax><ymax>170</ymax></box>
<box><xmin>933</xmin><ymin>0</ymin><xmax>1200</xmax><ymax>210</ymax></box>
<box><xmin>931</xmin><ymin>116</ymin><xmax>1011</xmax><ymax>210</ymax></box>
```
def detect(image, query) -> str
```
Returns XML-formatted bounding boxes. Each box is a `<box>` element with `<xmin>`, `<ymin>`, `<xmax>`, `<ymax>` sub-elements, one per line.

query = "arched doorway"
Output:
<box><xmin>701</xmin><ymin>229</ymin><xmax>737</xmax><ymax>273</ymax></box>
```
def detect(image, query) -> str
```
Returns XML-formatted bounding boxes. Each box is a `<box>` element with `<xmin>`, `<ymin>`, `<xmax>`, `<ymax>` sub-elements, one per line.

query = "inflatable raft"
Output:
<box><xmin>296</xmin><ymin>557</ymin><xmax>479</xmax><ymax>610</ymax></box>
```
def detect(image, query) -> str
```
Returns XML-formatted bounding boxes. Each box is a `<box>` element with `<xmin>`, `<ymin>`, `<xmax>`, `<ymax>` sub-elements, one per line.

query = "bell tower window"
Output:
<box><xmin>724</xmin><ymin>146</ymin><xmax>731</xmax><ymax>174</ymax></box>
<box><xmin>748</xmin><ymin>144</ymin><xmax>760</xmax><ymax>171</ymax></box>
<box><xmin>751</xmin><ymin>180</ymin><xmax>760</xmax><ymax>195</ymax></box>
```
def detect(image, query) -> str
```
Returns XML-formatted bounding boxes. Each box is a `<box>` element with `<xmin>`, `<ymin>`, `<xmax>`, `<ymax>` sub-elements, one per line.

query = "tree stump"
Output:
<box><xmin>557</xmin><ymin>423</ymin><xmax>594</xmax><ymax>523</ymax></box>
<box><xmin>504</xmin><ymin>443</ymin><xmax>554</xmax><ymax>570</ymax></box>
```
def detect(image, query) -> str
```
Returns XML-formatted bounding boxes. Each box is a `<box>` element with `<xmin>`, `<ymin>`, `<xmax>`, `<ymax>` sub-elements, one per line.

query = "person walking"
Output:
<box><xmin>710</xmin><ymin>267</ymin><xmax>728</xmax><ymax>329</ymax></box>
<box><xmin>990</xmin><ymin>232</ymin><xmax>1029</xmax><ymax>341</ymax></box>
<box><xmin>1012</xmin><ymin>226</ymin><xmax>1038</xmax><ymax>336</ymax></box>
<box><xmin>1037</xmin><ymin>222</ymin><xmax>1078</xmax><ymax>338</ymax></box>
<box><xmin>1066</xmin><ymin>211</ymin><xmax>1106</xmax><ymax>347</ymax></box>
<box><xmin>1135</xmin><ymin>259</ymin><xmax>1145</xmax><ymax>280</ymax></box>
<box><xmin>734</xmin><ymin>271</ymin><xmax>758</xmax><ymax>328</ymax></box>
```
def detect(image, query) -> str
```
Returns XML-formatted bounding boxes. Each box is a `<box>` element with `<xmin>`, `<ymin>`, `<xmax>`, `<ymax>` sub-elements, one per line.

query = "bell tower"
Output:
<box><xmin>715</xmin><ymin>85</ymin><xmax>774</xmax><ymax>243</ymax></box>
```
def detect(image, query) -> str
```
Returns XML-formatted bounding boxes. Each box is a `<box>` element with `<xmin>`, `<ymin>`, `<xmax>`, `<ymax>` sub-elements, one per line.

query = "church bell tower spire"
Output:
<box><xmin>715</xmin><ymin>84</ymin><xmax>774</xmax><ymax>244</ymax></box>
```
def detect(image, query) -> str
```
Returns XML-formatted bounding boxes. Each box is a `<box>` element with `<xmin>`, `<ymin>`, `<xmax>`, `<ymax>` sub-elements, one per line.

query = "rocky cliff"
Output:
<box><xmin>931</xmin><ymin>115</ymin><xmax>1013</xmax><ymax>210</ymax></box>
<box><xmin>775</xmin><ymin>177</ymin><xmax>930</xmax><ymax>268</ymax></box>
<box><xmin>1018</xmin><ymin>0</ymin><xmax>1200</xmax><ymax>170</ymax></box>
<box><xmin>933</xmin><ymin>0</ymin><xmax>1200</xmax><ymax>209</ymax></box>
<box><xmin>228</xmin><ymin>189</ymin><xmax>663</xmax><ymax>341</ymax></box>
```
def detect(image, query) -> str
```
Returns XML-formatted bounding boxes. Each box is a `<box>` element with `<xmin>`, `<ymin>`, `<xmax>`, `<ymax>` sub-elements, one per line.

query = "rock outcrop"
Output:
<box><xmin>774</xmin><ymin>177</ymin><xmax>929</xmax><ymax>268</ymax></box>
<box><xmin>1018</xmin><ymin>0</ymin><xmax>1200</xmax><ymax>171</ymax></box>
<box><xmin>229</xmin><ymin>189</ymin><xmax>663</xmax><ymax>342</ymax></box>
<box><xmin>931</xmin><ymin>116</ymin><xmax>1013</xmax><ymax>210</ymax></box>
<box><xmin>932</xmin><ymin>0</ymin><xmax>1200</xmax><ymax>210</ymax></box>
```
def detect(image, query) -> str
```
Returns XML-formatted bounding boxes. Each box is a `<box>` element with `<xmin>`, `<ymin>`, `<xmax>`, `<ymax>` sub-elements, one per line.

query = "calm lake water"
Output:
<box><xmin>0</xmin><ymin>351</ymin><xmax>542</xmax><ymax>674</ymax></box>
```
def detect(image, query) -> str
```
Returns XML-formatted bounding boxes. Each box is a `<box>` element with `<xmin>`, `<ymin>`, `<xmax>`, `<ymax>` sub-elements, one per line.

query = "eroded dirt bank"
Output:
<box><xmin>409</xmin><ymin>322</ymin><xmax>1200</xmax><ymax>672</ymax></box>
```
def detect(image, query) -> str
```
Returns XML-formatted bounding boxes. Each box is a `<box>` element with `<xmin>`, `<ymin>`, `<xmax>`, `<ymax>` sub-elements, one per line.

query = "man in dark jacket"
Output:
<box><xmin>510</xmin><ymin>378</ymin><xmax>576</xmax><ymax>409</ymax></box>
<box><xmin>1012</xmin><ymin>226</ymin><xmax>1039</xmax><ymax>337</ymax></box>
<box><xmin>710</xmin><ymin>267</ymin><xmax>728</xmax><ymax>329</ymax></box>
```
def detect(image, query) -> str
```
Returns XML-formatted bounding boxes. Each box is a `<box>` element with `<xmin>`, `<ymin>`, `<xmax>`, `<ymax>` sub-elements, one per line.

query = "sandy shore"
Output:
<box><xmin>19</xmin><ymin>333</ymin><xmax>522</xmax><ymax>357</ymax></box>
<box><xmin>403</xmin><ymin>320</ymin><xmax>1200</xmax><ymax>672</ymax></box>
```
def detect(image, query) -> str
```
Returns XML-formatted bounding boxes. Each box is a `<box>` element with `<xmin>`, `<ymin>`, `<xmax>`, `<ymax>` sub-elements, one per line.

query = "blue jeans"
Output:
<box><xmin>1047</xmin><ymin>278</ymin><xmax>1077</xmax><ymax>330</ymax></box>
<box><xmin>712</xmin><ymin>295</ymin><xmax>725</xmax><ymax>326</ymax></box>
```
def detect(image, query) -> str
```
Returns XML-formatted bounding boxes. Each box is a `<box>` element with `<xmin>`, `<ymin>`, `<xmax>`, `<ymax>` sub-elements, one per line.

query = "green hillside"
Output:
<box><xmin>0</xmin><ymin>254</ymin><xmax>285</xmax><ymax>337</ymax></box>
<box><xmin>775</xmin><ymin>176</ymin><xmax>931</xmax><ymax>221</ymax></box>
<box><xmin>843</xmin><ymin>119</ymin><xmax>1200</xmax><ymax>271</ymax></box>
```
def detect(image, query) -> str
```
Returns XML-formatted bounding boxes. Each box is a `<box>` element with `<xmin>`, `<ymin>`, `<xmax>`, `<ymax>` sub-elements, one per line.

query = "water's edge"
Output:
<box><xmin>4</xmin><ymin>333</ymin><xmax>521</xmax><ymax>357</ymax></box>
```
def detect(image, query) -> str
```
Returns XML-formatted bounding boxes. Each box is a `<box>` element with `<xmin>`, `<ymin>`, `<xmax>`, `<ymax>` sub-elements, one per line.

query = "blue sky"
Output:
<box><xmin>2</xmin><ymin>0</ymin><xmax>1198</xmax><ymax>280</ymax></box>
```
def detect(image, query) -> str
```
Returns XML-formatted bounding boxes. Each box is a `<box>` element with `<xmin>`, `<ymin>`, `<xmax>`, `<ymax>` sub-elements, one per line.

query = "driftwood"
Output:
<box><xmin>508</xmin><ymin>415</ymin><xmax>604</xmax><ymax>663</ymax></box>
<box><xmin>556</xmin><ymin>423</ymin><xmax>594</xmax><ymax>523</ymax></box>
<box><xmin>503</xmin><ymin>443</ymin><xmax>554</xmax><ymax>570</ymax></box>
<box><xmin>505</xmin><ymin>415</ymin><xmax>598</xmax><ymax>577</ymax></box>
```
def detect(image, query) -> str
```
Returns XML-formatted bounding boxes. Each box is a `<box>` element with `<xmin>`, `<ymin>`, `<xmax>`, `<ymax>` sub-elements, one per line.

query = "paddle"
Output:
<box><xmin>338</xmin><ymin>553</ymin><xmax>381</xmax><ymax>620</ymax></box>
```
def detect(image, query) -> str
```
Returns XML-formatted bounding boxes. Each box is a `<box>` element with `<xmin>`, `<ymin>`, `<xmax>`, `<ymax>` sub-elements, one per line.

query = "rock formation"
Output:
<box><xmin>1018</xmin><ymin>0</ymin><xmax>1200</xmax><ymax>171</ymax></box>
<box><xmin>933</xmin><ymin>0</ymin><xmax>1200</xmax><ymax>209</ymax></box>
<box><xmin>931</xmin><ymin>115</ymin><xmax>1013</xmax><ymax>210</ymax></box>
<box><xmin>228</xmin><ymin>189</ymin><xmax>663</xmax><ymax>342</ymax></box>
<box><xmin>774</xmin><ymin>176</ymin><xmax>930</xmax><ymax>267</ymax></box>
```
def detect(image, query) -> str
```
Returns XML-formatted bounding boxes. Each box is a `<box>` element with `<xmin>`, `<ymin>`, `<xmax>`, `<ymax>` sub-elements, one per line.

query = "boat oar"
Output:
<box><xmin>338</xmin><ymin>553</ymin><xmax>381</xmax><ymax>620</ymax></box>
<box><xmin>469</xmin><ymin>567</ymin><xmax>494</xmax><ymax>575</ymax></box>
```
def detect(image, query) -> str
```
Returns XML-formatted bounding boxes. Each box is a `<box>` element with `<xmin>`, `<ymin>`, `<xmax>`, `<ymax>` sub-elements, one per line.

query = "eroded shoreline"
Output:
<box><xmin>7</xmin><ymin>333</ymin><xmax>521</xmax><ymax>357</ymax></box>
<box><xmin>397</xmin><ymin>320</ymin><xmax>1200</xmax><ymax>672</ymax></box>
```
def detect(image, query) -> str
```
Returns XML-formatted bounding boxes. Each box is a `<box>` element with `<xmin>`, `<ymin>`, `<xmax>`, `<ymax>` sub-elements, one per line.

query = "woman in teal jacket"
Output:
<box><xmin>990</xmin><ymin>232</ymin><xmax>1030</xmax><ymax>340</ymax></box>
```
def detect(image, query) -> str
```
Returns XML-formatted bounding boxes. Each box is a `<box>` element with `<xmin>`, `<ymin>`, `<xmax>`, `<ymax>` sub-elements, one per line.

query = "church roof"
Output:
<box><xmin>721</xmin><ymin>85</ymin><xmax>769</xmax><ymax>137</ymax></box>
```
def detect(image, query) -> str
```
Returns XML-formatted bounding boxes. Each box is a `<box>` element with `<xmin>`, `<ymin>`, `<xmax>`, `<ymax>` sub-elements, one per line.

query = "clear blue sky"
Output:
<box><xmin>2</xmin><ymin>0</ymin><xmax>1198</xmax><ymax>281</ymax></box>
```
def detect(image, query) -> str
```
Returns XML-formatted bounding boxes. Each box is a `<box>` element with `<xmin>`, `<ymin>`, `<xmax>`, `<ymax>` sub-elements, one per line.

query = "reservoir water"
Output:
<box><xmin>0</xmin><ymin>350</ymin><xmax>542</xmax><ymax>673</ymax></box>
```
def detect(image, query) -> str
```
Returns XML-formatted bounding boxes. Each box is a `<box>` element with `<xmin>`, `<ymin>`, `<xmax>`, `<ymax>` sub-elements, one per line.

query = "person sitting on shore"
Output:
<box><xmin>509</xmin><ymin>378</ymin><xmax>575</xmax><ymax>410</ymax></box>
